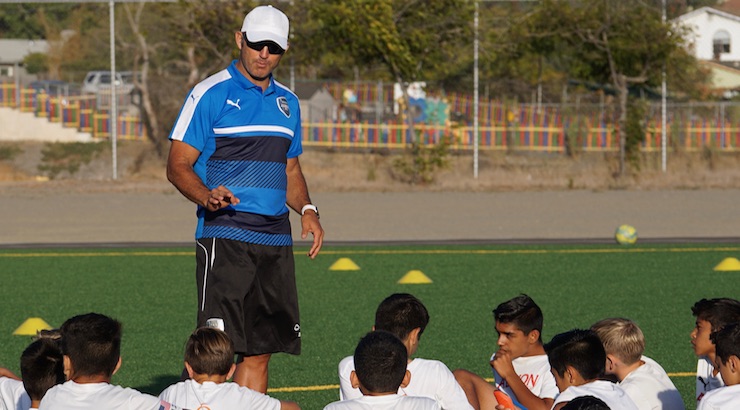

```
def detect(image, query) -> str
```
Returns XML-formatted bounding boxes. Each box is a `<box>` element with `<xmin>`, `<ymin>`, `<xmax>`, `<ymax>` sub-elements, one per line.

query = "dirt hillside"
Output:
<box><xmin>0</xmin><ymin>140</ymin><xmax>738</xmax><ymax>193</ymax></box>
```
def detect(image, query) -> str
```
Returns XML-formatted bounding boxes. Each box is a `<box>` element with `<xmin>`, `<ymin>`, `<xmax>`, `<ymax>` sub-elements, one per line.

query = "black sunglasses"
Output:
<box><xmin>242</xmin><ymin>33</ymin><xmax>285</xmax><ymax>55</ymax></box>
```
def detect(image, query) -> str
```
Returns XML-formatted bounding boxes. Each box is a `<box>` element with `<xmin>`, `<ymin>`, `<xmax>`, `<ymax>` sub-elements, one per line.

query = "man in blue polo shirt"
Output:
<box><xmin>166</xmin><ymin>5</ymin><xmax>324</xmax><ymax>393</ymax></box>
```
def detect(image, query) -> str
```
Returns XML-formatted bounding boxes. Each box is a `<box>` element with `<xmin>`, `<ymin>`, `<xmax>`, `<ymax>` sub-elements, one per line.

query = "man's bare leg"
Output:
<box><xmin>453</xmin><ymin>368</ymin><xmax>500</xmax><ymax>410</ymax></box>
<box><xmin>233</xmin><ymin>353</ymin><xmax>271</xmax><ymax>393</ymax></box>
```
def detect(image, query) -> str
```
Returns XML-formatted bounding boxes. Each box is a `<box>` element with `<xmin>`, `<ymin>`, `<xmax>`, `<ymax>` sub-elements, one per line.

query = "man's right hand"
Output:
<box><xmin>205</xmin><ymin>185</ymin><xmax>240</xmax><ymax>211</ymax></box>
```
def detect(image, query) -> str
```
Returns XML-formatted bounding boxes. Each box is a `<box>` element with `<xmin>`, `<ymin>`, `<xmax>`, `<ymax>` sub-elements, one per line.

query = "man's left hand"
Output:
<box><xmin>301</xmin><ymin>212</ymin><xmax>323</xmax><ymax>259</ymax></box>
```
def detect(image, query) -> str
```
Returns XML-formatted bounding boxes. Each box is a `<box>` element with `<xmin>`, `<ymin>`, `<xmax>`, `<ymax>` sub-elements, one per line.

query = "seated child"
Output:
<box><xmin>338</xmin><ymin>293</ymin><xmax>472</xmax><ymax>409</ymax></box>
<box><xmin>0</xmin><ymin>330</ymin><xmax>64</xmax><ymax>410</ymax></box>
<box><xmin>21</xmin><ymin>334</ymin><xmax>66</xmax><ymax>410</ymax></box>
<box><xmin>454</xmin><ymin>294</ymin><xmax>557</xmax><ymax>410</ymax></box>
<box><xmin>690</xmin><ymin>298</ymin><xmax>740</xmax><ymax>403</ymax></box>
<box><xmin>560</xmin><ymin>396</ymin><xmax>610</xmax><ymax>410</ymax></box>
<box><xmin>697</xmin><ymin>322</ymin><xmax>740</xmax><ymax>410</ymax></box>
<box><xmin>326</xmin><ymin>330</ymin><xmax>440</xmax><ymax>410</ymax></box>
<box><xmin>159</xmin><ymin>327</ymin><xmax>299</xmax><ymax>409</ymax></box>
<box><xmin>544</xmin><ymin>329</ymin><xmax>638</xmax><ymax>410</ymax></box>
<box><xmin>38</xmin><ymin>312</ymin><xmax>180</xmax><ymax>410</ymax></box>
<box><xmin>591</xmin><ymin>318</ymin><xmax>684</xmax><ymax>410</ymax></box>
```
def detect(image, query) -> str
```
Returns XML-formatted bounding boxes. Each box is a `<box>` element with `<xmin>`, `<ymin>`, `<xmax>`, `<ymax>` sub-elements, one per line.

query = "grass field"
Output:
<box><xmin>1</xmin><ymin>243</ymin><xmax>739</xmax><ymax>410</ymax></box>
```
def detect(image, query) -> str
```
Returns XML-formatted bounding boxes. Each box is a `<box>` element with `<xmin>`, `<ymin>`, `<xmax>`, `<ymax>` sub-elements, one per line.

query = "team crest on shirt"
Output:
<box><xmin>277</xmin><ymin>96</ymin><xmax>291</xmax><ymax>118</ymax></box>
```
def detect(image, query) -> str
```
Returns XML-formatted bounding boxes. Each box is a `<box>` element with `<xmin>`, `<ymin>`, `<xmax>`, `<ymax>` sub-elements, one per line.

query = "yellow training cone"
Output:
<box><xmin>13</xmin><ymin>317</ymin><xmax>52</xmax><ymax>336</ymax></box>
<box><xmin>329</xmin><ymin>257</ymin><xmax>360</xmax><ymax>271</ymax></box>
<box><xmin>398</xmin><ymin>270</ymin><xmax>432</xmax><ymax>284</ymax></box>
<box><xmin>714</xmin><ymin>257</ymin><xmax>740</xmax><ymax>271</ymax></box>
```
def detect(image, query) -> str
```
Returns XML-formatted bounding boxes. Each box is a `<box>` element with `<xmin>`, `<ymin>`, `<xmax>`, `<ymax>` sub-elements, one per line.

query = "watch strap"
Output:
<box><xmin>301</xmin><ymin>204</ymin><xmax>318</xmax><ymax>216</ymax></box>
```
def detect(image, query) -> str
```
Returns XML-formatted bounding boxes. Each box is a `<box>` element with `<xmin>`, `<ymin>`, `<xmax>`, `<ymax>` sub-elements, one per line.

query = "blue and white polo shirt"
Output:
<box><xmin>169</xmin><ymin>60</ymin><xmax>302</xmax><ymax>246</ymax></box>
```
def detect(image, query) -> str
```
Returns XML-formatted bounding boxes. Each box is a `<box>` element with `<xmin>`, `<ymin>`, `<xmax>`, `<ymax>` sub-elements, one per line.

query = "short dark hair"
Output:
<box><xmin>545</xmin><ymin>329</ymin><xmax>605</xmax><ymax>381</ymax></box>
<box><xmin>353</xmin><ymin>331</ymin><xmax>408</xmax><ymax>394</ymax></box>
<box><xmin>60</xmin><ymin>313</ymin><xmax>122</xmax><ymax>378</ymax></box>
<box><xmin>561</xmin><ymin>396</ymin><xmax>611</xmax><ymax>410</ymax></box>
<box><xmin>711</xmin><ymin>321</ymin><xmax>740</xmax><ymax>365</ymax></box>
<box><xmin>493</xmin><ymin>294</ymin><xmax>544</xmax><ymax>337</ymax></box>
<box><xmin>692</xmin><ymin>298</ymin><xmax>740</xmax><ymax>332</ymax></box>
<box><xmin>20</xmin><ymin>337</ymin><xmax>65</xmax><ymax>401</ymax></box>
<box><xmin>185</xmin><ymin>327</ymin><xmax>234</xmax><ymax>376</ymax></box>
<box><xmin>374</xmin><ymin>293</ymin><xmax>429</xmax><ymax>342</ymax></box>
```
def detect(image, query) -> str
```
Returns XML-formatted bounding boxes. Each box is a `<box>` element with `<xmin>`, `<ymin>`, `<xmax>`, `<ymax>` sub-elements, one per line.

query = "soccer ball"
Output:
<box><xmin>615</xmin><ymin>224</ymin><xmax>638</xmax><ymax>245</ymax></box>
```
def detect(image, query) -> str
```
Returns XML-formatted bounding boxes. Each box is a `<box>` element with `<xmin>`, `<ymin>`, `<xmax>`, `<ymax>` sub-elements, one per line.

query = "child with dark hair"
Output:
<box><xmin>545</xmin><ymin>329</ymin><xmax>637</xmax><ymax>410</ymax></box>
<box><xmin>560</xmin><ymin>396</ymin><xmax>611</xmax><ymax>410</ymax></box>
<box><xmin>690</xmin><ymin>297</ymin><xmax>740</xmax><ymax>403</ymax></box>
<box><xmin>21</xmin><ymin>336</ymin><xmax>65</xmax><ymax>409</ymax></box>
<box><xmin>697</xmin><ymin>322</ymin><xmax>740</xmax><ymax>410</ymax></box>
<box><xmin>338</xmin><ymin>293</ymin><xmax>471</xmax><ymax>409</ymax></box>
<box><xmin>159</xmin><ymin>327</ymin><xmax>299</xmax><ymax>409</ymax></box>
<box><xmin>454</xmin><ymin>294</ymin><xmax>557</xmax><ymax>410</ymax></box>
<box><xmin>39</xmin><ymin>312</ymin><xmax>180</xmax><ymax>410</ymax></box>
<box><xmin>0</xmin><ymin>330</ymin><xmax>64</xmax><ymax>410</ymax></box>
<box><xmin>327</xmin><ymin>331</ymin><xmax>439</xmax><ymax>409</ymax></box>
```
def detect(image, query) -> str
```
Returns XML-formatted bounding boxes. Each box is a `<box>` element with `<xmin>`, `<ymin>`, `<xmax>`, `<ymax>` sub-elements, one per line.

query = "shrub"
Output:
<box><xmin>0</xmin><ymin>144</ymin><xmax>23</xmax><ymax>161</ymax></box>
<box><xmin>391</xmin><ymin>131</ymin><xmax>452</xmax><ymax>184</ymax></box>
<box><xmin>38</xmin><ymin>142</ymin><xmax>105</xmax><ymax>179</ymax></box>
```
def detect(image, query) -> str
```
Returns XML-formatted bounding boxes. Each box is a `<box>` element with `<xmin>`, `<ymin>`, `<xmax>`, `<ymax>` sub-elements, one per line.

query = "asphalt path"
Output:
<box><xmin>1</xmin><ymin>187</ymin><xmax>738</xmax><ymax>247</ymax></box>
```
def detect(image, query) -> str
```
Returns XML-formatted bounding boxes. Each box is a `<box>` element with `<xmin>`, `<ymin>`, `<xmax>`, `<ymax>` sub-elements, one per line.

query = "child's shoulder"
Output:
<box><xmin>338</xmin><ymin>355</ymin><xmax>353</xmax><ymax>367</ymax></box>
<box><xmin>408</xmin><ymin>357</ymin><xmax>449</xmax><ymax>371</ymax></box>
<box><xmin>701</xmin><ymin>384</ymin><xmax>740</xmax><ymax>407</ymax></box>
<box><xmin>0</xmin><ymin>375</ymin><xmax>23</xmax><ymax>388</ymax></box>
<box><xmin>0</xmin><ymin>376</ymin><xmax>29</xmax><ymax>409</ymax></box>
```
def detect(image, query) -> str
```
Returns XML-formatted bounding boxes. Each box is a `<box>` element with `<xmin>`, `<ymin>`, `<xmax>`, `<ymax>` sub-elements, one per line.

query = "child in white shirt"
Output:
<box><xmin>591</xmin><ymin>318</ymin><xmax>684</xmax><ymax>410</ymax></box>
<box><xmin>697</xmin><ymin>322</ymin><xmax>740</xmax><ymax>410</ymax></box>
<box><xmin>545</xmin><ymin>329</ymin><xmax>638</xmax><ymax>410</ymax></box>
<box><xmin>690</xmin><ymin>298</ymin><xmax>740</xmax><ymax>404</ymax></box>
<box><xmin>338</xmin><ymin>293</ymin><xmax>471</xmax><ymax>409</ymax></box>
<box><xmin>159</xmin><ymin>327</ymin><xmax>299</xmax><ymax>410</ymax></box>
<box><xmin>327</xmin><ymin>331</ymin><xmax>439</xmax><ymax>410</ymax></box>
<box><xmin>39</xmin><ymin>312</ymin><xmax>180</xmax><ymax>410</ymax></box>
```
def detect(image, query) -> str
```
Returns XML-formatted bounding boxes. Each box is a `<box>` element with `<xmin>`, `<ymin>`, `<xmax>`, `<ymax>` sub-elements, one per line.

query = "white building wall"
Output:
<box><xmin>678</xmin><ymin>9</ymin><xmax>740</xmax><ymax>61</ymax></box>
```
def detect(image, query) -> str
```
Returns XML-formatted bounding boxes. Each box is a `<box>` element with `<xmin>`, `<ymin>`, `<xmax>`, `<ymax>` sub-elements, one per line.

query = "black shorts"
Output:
<box><xmin>195</xmin><ymin>238</ymin><xmax>300</xmax><ymax>356</ymax></box>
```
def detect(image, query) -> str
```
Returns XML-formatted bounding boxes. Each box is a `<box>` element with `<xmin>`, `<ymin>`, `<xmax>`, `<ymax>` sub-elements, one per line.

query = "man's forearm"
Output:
<box><xmin>285</xmin><ymin>158</ymin><xmax>312</xmax><ymax>212</ymax></box>
<box><xmin>167</xmin><ymin>162</ymin><xmax>210</xmax><ymax>208</ymax></box>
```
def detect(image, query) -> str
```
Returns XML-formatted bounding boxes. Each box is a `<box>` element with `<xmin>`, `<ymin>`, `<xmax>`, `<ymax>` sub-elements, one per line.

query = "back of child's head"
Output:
<box><xmin>711</xmin><ymin>321</ymin><xmax>740</xmax><ymax>365</ymax></box>
<box><xmin>353</xmin><ymin>330</ymin><xmax>408</xmax><ymax>394</ymax></box>
<box><xmin>184</xmin><ymin>327</ymin><xmax>234</xmax><ymax>376</ymax></box>
<box><xmin>493</xmin><ymin>294</ymin><xmax>544</xmax><ymax>338</ymax></box>
<box><xmin>60</xmin><ymin>312</ymin><xmax>122</xmax><ymax>378</ymax></box>
<box><xmin>561</xmin><ymin>395</ymin><xmax>611</xmax><ymax>410</ymax></box>
<box><xmin>590</xmin><ymin>318</ymin><xmax>644</xmax><ymax>365</ymax></box>
<box><xmin>545</xmin><ymin>329</ymin><xmax>605</xmax><ymax>380</ymax></box>
<box><xmin>691</xmin><ymin>298</ymin><xmax>740</xmax><ymax>331</ymax></box>
<box><xmin>20</xmin><ymin>335</ymin><xmax>64</xmax><ymax>401</ymax></box>
<box><xmin>374</xmin><ymin>293</ymin><xmax>429</xmax><ymax>342</ymax></box>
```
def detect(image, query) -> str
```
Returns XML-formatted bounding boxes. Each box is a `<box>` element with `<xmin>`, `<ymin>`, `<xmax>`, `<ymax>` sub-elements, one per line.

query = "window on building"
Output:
<box><xmin>0</xmin><ymin>66</ymin><xmax>12</xmax><ymax>76</ymax></box>
<box><xmin>713</xmin><ymin>30</ymin><xmax>731</xmax><ymax>59</ymax></box>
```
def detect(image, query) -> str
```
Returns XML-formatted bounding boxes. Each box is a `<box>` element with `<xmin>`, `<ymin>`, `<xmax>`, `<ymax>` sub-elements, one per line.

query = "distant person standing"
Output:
<box><xmin>167</xmin><ymin>4</ymin><xmax>324</xmax><ymax>393</ymax></box>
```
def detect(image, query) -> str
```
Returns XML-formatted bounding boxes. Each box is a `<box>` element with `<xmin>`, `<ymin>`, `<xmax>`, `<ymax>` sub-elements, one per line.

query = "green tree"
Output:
<box><xmin>521</xmin><ymin>0</ymin><xmax>700</xmax><ymax>175</ymax></box>
<box><xmin>23</xmin><ymin>52</ymin><xmax>47</xmax><ymax>76</ymax></box>
<box><xmin>306</xmin><ymin>0</ymin><xmax>471</xmax><ymax>183</ymax></box>
<box><xmin>307</xmin><ymin>0</ymin><xmax>473</xmax><ymax>85</ymax></box>
<box><xmin>115</xmin><ymin>0</ymin><xmax>259</xmax><ymax>157</ymax></box>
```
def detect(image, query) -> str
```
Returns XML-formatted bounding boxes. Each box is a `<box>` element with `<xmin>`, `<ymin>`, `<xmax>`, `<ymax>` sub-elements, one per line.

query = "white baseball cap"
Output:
<box><xmin>241</xmin><ymin>5</ymin><xmax>289</xmax><ymax>51</ymax></box>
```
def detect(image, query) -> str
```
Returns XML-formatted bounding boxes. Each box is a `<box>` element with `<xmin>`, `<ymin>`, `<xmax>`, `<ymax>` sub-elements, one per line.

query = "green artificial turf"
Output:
<box><xmin>0</xmin><ymin>243</ymin><xmax>738</xmax><ymax>410</ymax></box>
